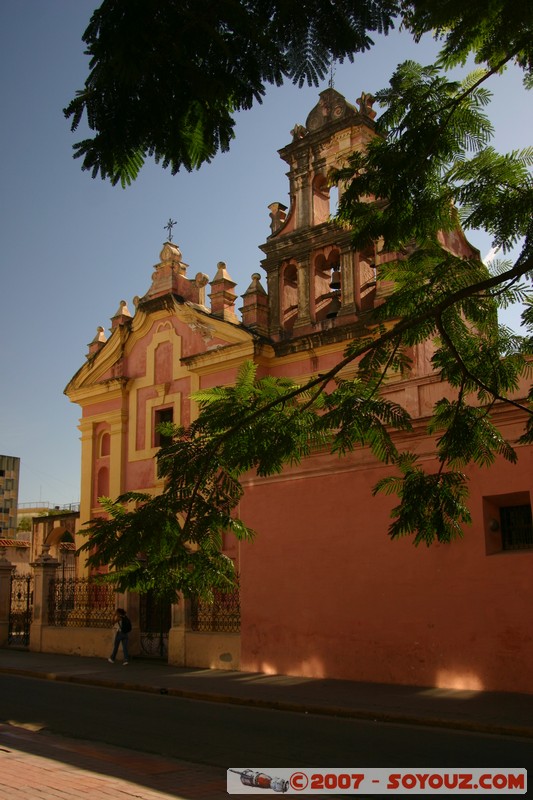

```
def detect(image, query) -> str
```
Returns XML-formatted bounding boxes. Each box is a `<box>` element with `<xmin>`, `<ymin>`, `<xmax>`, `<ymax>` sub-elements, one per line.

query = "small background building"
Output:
<box><xmin>0</xmin><ymin>538</ymin><xmax>31</xmax><ymax>573</ymax></box>
<box><xmin>30</xmin><ymin>509</ymin><xmax>79</xmax><ymax>578</ymax></box>
<box><xmin>0</xmin><ymin>455</ymin><xmax>20</xmax><ymax>537</ymax></box>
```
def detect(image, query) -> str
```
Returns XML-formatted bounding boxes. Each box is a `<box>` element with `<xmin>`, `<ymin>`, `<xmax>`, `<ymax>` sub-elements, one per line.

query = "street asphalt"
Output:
<box><xmin>1</xmin><ymin>648</ymin><xmax>532</xmax><ymax>739</ymax></box>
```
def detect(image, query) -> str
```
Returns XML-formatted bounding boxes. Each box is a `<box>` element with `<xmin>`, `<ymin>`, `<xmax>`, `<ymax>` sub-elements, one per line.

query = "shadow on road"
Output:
<box><xmin>0</xmin><ymin>722</ymin><xmax>228</xmax><ymax>800</ymax></box>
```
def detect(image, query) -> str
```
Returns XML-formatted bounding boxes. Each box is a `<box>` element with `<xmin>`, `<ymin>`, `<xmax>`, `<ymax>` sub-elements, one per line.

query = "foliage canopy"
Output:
<box><xmin>64</xmin><ymin>0</ymin><xmax>398</xmax><ymax>185</ymax></box>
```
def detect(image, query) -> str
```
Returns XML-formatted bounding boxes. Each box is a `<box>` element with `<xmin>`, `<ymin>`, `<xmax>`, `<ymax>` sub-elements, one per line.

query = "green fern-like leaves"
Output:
<box><xmin>373</xmin><ymin>456</ymin><xmax>471</xmax><ymax>545</ymax></box>
<box><xmin>64</xmin><ymin>0</ymin><xmax>398</xmax><ymax>184</ymax></box>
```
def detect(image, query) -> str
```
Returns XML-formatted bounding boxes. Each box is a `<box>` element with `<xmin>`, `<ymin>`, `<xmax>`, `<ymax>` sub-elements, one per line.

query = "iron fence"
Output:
<box><xmin>8</xmin><ymin>571</ymin><xmax>33</xmax><ymax>646</ymax></box>
<box><xmin>190</xmin><ymin>584</ymin><xmax>240</xmax><ymax>633</ymax></box>
<box><xmin>140</xmin><ymin>590</ymin><xmax>171</xmax><ymax>658</ymax></box>
<box><xmin>48</xmin><ymin>577</ymin><xmax>116</xmax><ymax>628</ymax></box>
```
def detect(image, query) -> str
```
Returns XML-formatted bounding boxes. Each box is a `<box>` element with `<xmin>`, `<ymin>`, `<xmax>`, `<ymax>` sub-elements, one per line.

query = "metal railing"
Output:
<box><xmin>8</xmin><ymin>572</ymin><xmax>33</xmax><ymax>646</ymax></box>
<box><xmin>190</xmin><ymin>584</ymin><xmax>240</xmax><ymax>633</ymax></box>
<box><xmin>48</xmin><ymin>577</ymin><xmax>116</xmax><ymax>628</ymax></box>
<box><xmin>18</xmin><ymin>502</ymin><xmax>80</xmax><ymax>511</ymax></box>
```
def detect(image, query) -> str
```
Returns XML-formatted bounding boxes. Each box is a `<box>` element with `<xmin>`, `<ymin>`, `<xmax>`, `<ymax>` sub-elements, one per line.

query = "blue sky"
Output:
<box><xmin>1</xmin><ymin>2</ymin><xmax>531</xmax><ymax>508</ymax></box>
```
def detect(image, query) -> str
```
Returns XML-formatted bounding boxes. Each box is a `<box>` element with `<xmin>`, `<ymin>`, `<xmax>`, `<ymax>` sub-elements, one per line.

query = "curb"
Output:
<box><xmin>2</xmin><ymin>665</ymin><xmax>533</xmax><ymax>741</ymax></box>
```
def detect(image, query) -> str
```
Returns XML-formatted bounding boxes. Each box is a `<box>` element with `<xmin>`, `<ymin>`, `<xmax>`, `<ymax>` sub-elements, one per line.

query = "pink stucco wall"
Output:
<box><xmin>239</xmin><ymin>431</ymin><xmax>533</xmax><ymax>694</ymax></box>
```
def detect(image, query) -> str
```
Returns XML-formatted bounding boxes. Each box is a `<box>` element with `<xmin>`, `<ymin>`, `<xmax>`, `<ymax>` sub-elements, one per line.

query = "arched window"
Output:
<box><xmin>100</xmin><ymin>432</ymin><xmax>110</xmax><ymax>457</ymax></box>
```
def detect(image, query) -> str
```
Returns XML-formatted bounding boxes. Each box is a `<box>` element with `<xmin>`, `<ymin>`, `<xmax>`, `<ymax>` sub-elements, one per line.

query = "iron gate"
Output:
<box><xmin>139</xmin><ymin>591</ymin><xmax>171</xmax><ymax>658</ymax></box>
<box><xmin>8</xmin><ymin>572</ymin><xmax>33</xmax><ymax>647</ymax></box>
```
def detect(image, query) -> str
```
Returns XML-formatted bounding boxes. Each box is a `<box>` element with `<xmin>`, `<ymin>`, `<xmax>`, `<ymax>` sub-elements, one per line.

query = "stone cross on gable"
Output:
<box><xmin>164</xmin><ymin>218</ymin><xmax>177</xmax><ymax>242</ymax></box>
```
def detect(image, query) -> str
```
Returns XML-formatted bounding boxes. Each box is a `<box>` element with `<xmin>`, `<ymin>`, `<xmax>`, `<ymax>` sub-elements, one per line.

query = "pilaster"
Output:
<box><xmin>337</xmin><ymin>249</ymin><xmax>358</xmax><ymax>318</ymax></box>
<box><xmin>77</xmin><ymin>420</ymin><xmax>94</xmax><ymax>573</ymax></box>
<box><xmin>29</xmin><ymin>548</ymin><xmax>60</xmax><ymax>652</ymax></box>
<box><xmin>293</xmin><ymin>256</ymin><xmax>313</xmax><ymax>328</ymax></box>
<box><xmin>266</xmin><ymin>267</ymin><xmax>282</xmax><ymax>336</ymax></box>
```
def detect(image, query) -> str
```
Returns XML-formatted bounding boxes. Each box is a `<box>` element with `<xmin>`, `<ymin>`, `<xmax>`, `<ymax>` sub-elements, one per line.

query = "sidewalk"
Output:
<box><xmin>0</xmin><ymin>721</ymin><xmax>227</xmax><ymax>800</ymax></box>
<box><xmin>1</xmin><ymin>648</ymin><xmax>533</xmax><ymax>739</ymax></box>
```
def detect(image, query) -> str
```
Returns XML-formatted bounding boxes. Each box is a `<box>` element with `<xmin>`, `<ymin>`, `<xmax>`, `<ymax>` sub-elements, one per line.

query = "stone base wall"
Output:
<box><xmin>28</xmin><ymin>624</ymin><xmax>240</xmax><ymax>671</ymax></box>
<box><xmin>168</xmin><ymin>629</ymin><xmax>240</xmax><ymax>671</ymax></box>
<box><xmin>29</xmin><ymin>625</ymin><xmax>141</xmax><ymax>659</ymax></box>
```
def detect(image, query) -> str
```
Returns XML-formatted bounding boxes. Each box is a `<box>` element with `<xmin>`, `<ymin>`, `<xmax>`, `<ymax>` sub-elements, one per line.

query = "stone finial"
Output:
<box><xmin>113</xmin><ymin>300</ymin><xmax>132</xmax><ymax>318</ymax></box>
<box><xmin>92</xmin><ymin>326</ymin><xmax>107</xmax><ymax>343</ymax></box>
<box><xmin>291</xmin><ymin>123</ymin><xmax>308</xmax><ymax>141</ymax></box>
<box><xmin>356</xmin><ymin>92</ymin><xmax>377</xmax><ymax>120</ymax></box>
<box><xmin>87</xmin><ymin>326</ymin><xmax>107</xmax><ymax>358</ymax></box>
<box><xmin>33</xmin><ymin>544</ymin><xmax>59</xmax><ymax>565</ymax></box>
<box><xmin>195</xmin><ymin>273</ymin><xmax>210</xmax><ymax>288</ymax></box>
<box><xmin>212</xmin><ymin>261</ymin><xmax>234</xmax><ymax>283</ymax></box>
<box><xmin>160</xmin><ymin>241</ymin><xmax>183</xmax><ymax>264</ymax></box>
<box><xmin>194</xmin><ymin>273</ymin><xmax>210</xmax><ymax>308</ymax></box>
<box><xmin>268</xmin><ymin>202</ymin><xmax>288</xmax><ymax>234</ymax></box>
<box><xmin>209</xmin><ymin>262</ymin><xmax>239</xmax><ymax>323</ymax></box>
<box><xmin>244</xmin><ymin>273</ymin><xmax>267</xmax><ymax>295</ymax></box>
<box><xmin>240</xmin><ymin>273</ymin><xmax>269</xmax><ymax>334</ymax></box>
<box><xmin>111</xmin><ymin>300</ymin><xmax>133</xmax><ymax>329</ymax></box>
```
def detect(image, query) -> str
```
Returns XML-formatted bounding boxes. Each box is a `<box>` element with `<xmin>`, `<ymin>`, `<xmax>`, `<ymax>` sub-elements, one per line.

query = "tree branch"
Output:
<box><xmin>435</xmin><ymin>314</ymin><xmax>532</xmax><ymax>415</ymax></box>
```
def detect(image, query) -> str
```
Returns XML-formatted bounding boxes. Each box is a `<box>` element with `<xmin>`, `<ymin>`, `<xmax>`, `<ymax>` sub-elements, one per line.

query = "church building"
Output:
<box><xmin>65</xmin><ymin>89</ymin><xmax>533</xmax><ymax>694</ymax></box>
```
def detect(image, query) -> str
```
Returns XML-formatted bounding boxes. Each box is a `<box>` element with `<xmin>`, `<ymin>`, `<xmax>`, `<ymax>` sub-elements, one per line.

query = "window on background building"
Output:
<box><xmin>484</xmin><ymin>492</ymin><xmax>533</xmax><ymax>554</ymax></box>
<box><xmin>500</xmin><ymin>505</ymin><xmax>533</xmax><ymax>551</ymax></box>
<box><xmin>154</xmin><ymin>407</ymin><xmax>174</xmax><ymax>448</ymax></box>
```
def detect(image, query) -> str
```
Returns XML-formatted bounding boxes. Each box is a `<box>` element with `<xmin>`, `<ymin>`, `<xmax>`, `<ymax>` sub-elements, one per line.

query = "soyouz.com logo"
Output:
<box><xmin>227</xmin><ymin>767</ymin><xmax>527</xmax><ymax>794</ymax></box>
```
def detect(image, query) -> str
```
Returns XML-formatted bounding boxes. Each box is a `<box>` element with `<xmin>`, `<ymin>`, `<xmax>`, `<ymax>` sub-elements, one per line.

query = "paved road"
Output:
<box><xmin>2</xmin><ymin>674</ymin><xmax>532</xmax><ymax>772</ymax></box>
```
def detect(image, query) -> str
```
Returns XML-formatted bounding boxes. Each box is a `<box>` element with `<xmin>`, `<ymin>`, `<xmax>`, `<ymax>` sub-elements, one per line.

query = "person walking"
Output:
<box><xmin>108</xmin><ymin>608</ymin><xmax>132</xmax><ymax>665</ymax></box>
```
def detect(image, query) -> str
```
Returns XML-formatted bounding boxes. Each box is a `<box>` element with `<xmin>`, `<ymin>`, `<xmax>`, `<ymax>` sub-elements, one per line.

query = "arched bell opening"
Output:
<box><xmin>281</xmin><ymin>261</ymin><xmax>298</xmax><ymax>331</ymax></box>
<box><xmin>313</xmin><ymin>249</ymin><xmax>341</xmax><ymax>321</ymax></box>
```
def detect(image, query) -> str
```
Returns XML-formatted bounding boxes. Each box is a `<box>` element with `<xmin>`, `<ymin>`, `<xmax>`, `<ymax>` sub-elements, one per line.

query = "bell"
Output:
<box><xmin>329</xmin><ymin>269</ymin><xmax>341</xmax><ymax>290</ymax></box>
<box><xmin>326</xmin><ymin>293</ymin><xmax>341</xmax><ymax>318</ymax></box>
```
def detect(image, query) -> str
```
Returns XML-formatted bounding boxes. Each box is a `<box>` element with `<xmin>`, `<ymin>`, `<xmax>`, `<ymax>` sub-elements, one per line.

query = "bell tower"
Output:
<box><xmin>260</xmin><ymin>88</ymin><xmax>379</xmax><ymax>341</ymax></box>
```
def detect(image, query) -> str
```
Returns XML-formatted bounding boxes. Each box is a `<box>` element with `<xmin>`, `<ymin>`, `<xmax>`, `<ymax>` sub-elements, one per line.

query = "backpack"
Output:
<box><xmin>121</xmin><ymin>615</ymin><xmax>132</xmax><ymax>633</ymax></box>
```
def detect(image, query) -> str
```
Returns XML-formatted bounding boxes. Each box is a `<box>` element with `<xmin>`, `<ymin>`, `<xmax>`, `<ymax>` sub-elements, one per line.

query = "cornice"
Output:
<box><xmin>271</xmin><ymin>318</ymin><xmax>371</xmax><ymax>357</ymax></box>
<box><xmin>66</xmin><ymin>378</ymin><xmax>129</xmax><ymax>406</ymax></box>
<box><xmin>64</xmin><ymin>323</ymin><xmax>130</xmax><ymax>396</ymax></box>
<box><xmin>181</xmin><ymin>340</ymin><xmax>256</xmax><ymax>376</ymax></box>
<box><xmin>261</xmin><ymin>222</ymin><xmax>353</xmax><ymax>259</ymax></box>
